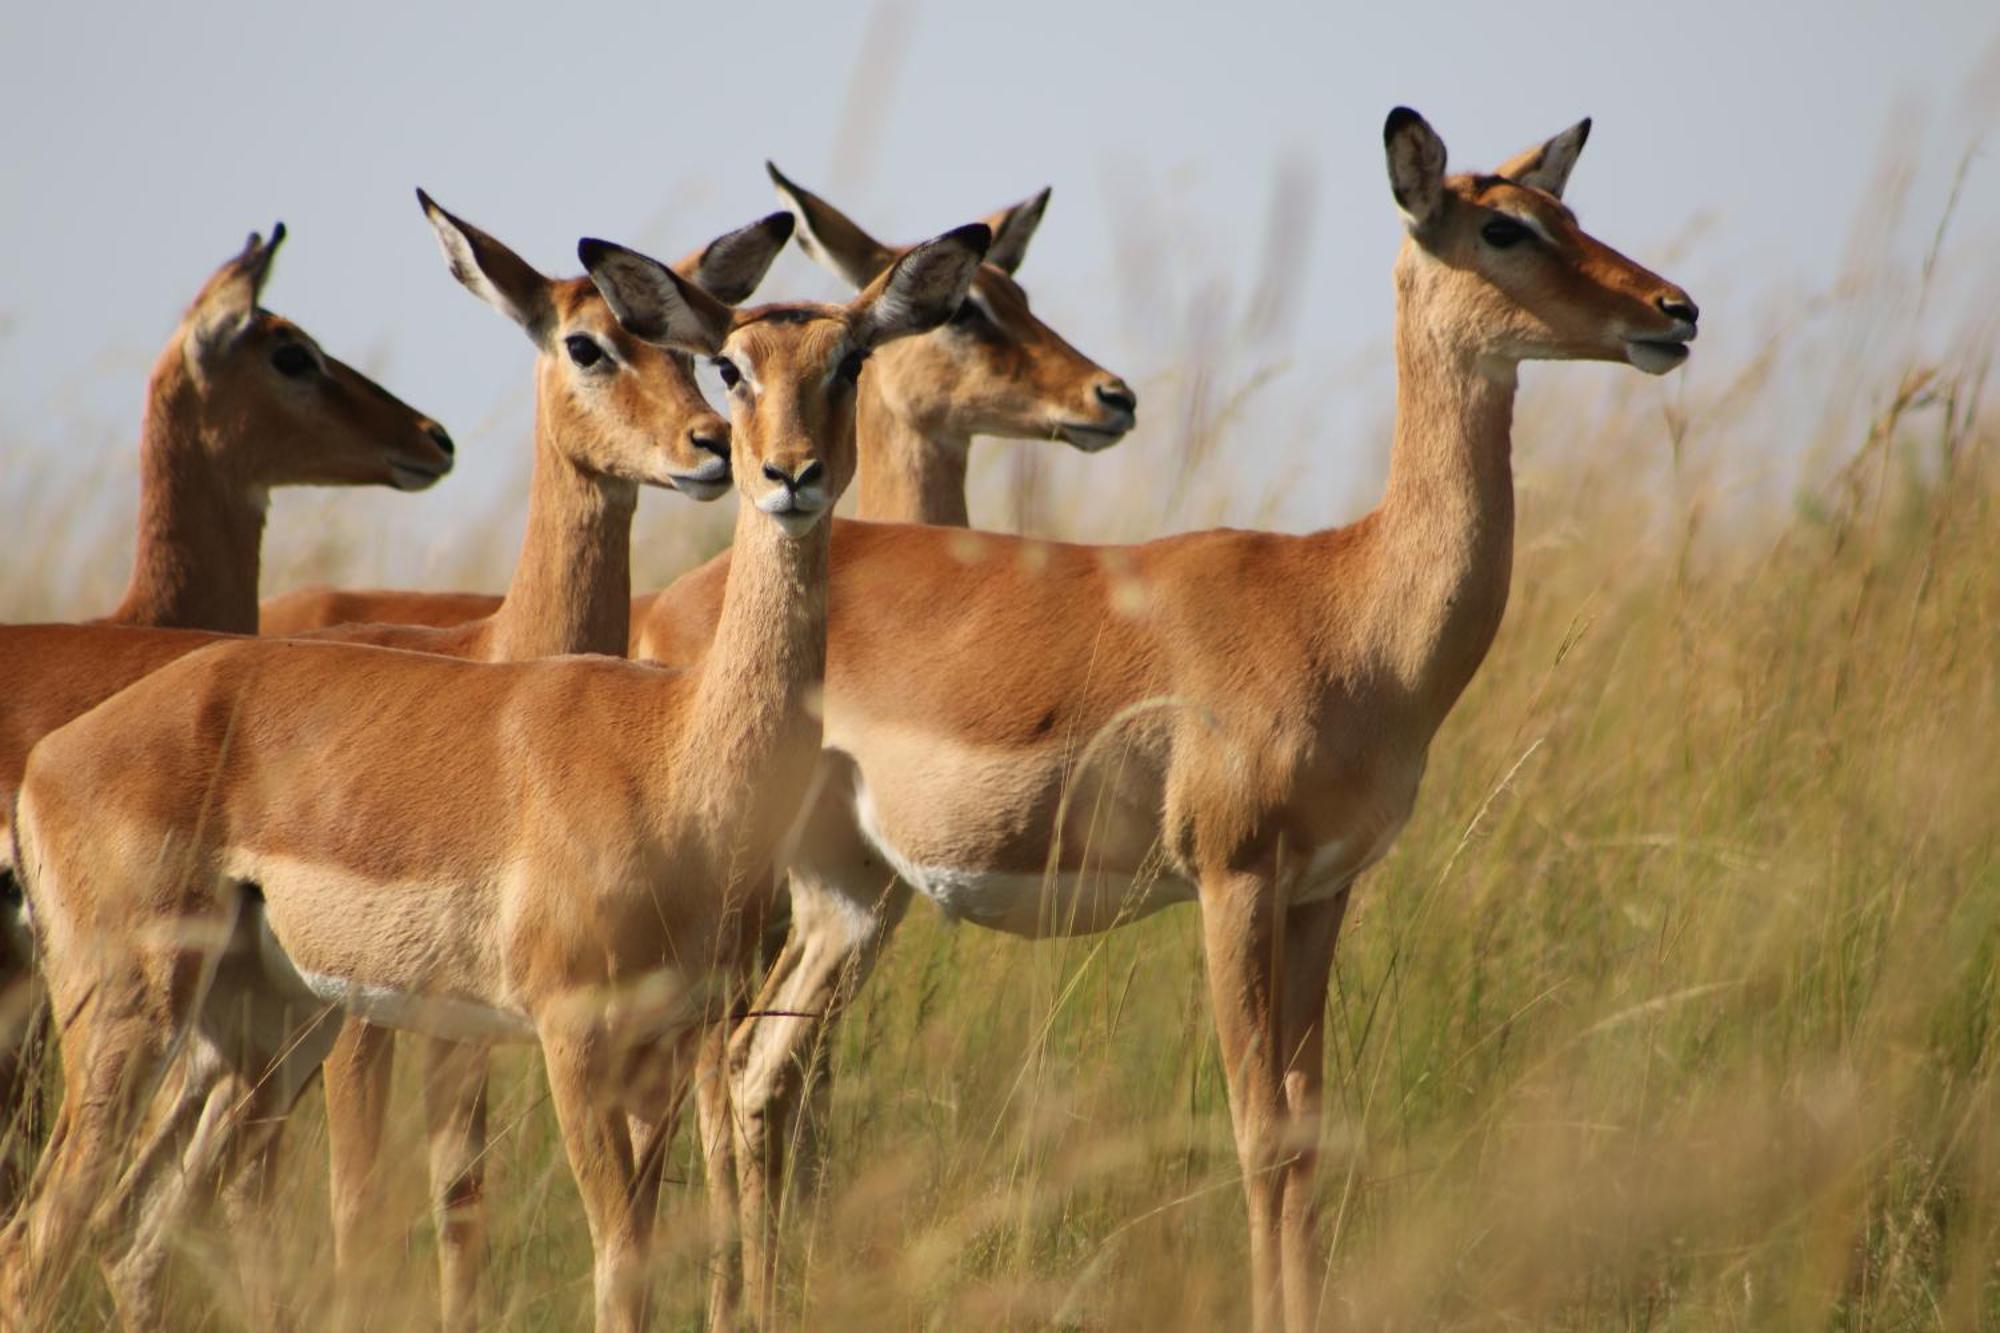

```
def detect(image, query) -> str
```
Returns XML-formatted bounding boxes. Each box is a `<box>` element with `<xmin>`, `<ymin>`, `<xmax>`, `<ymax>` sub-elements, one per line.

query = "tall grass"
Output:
<box><xmin>5</xmin><ymin>143</ymin><xmax>1997</xmax><ymax>1329</ymax></box>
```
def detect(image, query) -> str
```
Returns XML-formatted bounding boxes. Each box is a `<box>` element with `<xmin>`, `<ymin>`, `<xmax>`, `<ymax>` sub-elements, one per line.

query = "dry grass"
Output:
<box><xmin>4</xmin><ymin>141</ymin><xmax>1998</xmax><ymax>1331</ymax></box>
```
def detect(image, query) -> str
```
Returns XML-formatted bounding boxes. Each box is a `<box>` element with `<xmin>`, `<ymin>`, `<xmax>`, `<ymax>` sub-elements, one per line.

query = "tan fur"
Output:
<box><xmin>253</xmin><ymin>211</ymin><xmax>790</xmax><ymax>640</ymax></box>
<box><xmin>635</xmin><ymin>112</ymin><xmax>1701</xmax><ymax>1331</ymax></box>
<box><xmin>771</xmin><ymin>167</ymin><xmax>1136</xmax><ymax>526</ymax></box>
<box><xmin>0</xmin><ymin>228</ymin><xmax>448</xmax><ymax>1225</ymax></box>
<box><xmin>6</xmin><ymin>198</ymin><xmax>776</xmax><ymax>1329</ymax></box>
<box><xmin>0</xmin><ymin>201</ymin><xmax>777</xmax><ymax>1326</ymax></box>
<box><xmin>0</xmin><ymin>227</ymin><xmax>990</xmax><ymax>1332</ymax></box>
<box><xmin>289</xmin><ymin>201</ymin><xmax>782</xmax><ymax>1333</ymax></box>
<box><xmin>107</xmin><ymin>227</ymin><xmax>454</xmax><ymax>634</ymax></box>
<box><xmin>256</xmin><ymin>172</ymin><xmax>1136</xmax><ymax>639</ymax></box>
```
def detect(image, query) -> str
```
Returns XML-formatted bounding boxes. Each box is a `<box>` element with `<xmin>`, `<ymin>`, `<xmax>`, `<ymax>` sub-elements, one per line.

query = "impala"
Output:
<box><xmin>257</xmin><ymin>162</ymin><xmax>1136</xmax><ymax>637</ymax></box>
<box><xmin>0</xmin><ymin>223</ymin><xmax>452</xmax><ymax>1208</ymax></box>
<box><xmin>632</xmin><ymin>110</ymin><xmax>1700</xmax><ymax>1331</ymax></box>
<box><xmin>307</xmin><ymin>192</ymin><xmax>788</xmax><ymax>1332</ymax></box>
<box><xmin>1</xmin><ymin>224</ymin><xmax>991</xmax><ymax>1333</ymax></box>
<box><xmin>0</xmin><ymin>194</ymin><xmax>785</xmax><ymax>1326</ymax></box>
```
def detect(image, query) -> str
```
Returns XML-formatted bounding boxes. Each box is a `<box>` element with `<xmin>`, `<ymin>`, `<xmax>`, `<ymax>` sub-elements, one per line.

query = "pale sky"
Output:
<box><xmin>3</xmin><ymin>0</ymin><xmax>1995</xmax><ymax>575</ymax></box>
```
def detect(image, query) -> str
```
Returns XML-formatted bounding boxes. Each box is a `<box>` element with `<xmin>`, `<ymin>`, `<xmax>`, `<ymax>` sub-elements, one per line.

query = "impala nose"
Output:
<box><xmin>762</xmin><ymin>459</ymin><xmax>824</xmax><ymax>492</ymax></box>
<box><xmin>1657</xmin><ymin>294</ymin><xmax>1699</xmax><ymax>327</ymax></box>
<box><xmin>423</xmin><ymin>422</ymin><xmax>454</xmax><ymax>457</ymax></box>
<box><xmin>1095</xmin><ymin>380</ymin><xmax>1138</xmax><ymax>417</ymax></box>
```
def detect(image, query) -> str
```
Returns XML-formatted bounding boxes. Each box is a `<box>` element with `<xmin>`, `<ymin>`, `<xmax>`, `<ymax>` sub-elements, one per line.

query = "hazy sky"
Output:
<box><xmin>3</xmin><ymin>0</ymin><xmax>1995</xmax><ymax>560</ymax></box>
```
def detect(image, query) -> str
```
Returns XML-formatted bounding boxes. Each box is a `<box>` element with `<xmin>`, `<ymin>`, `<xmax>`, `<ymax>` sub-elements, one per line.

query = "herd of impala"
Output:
<box><xmin>0</xmin><ymin>107</ymin><xmax>1697</xmax><ymax>1332</ymax></box>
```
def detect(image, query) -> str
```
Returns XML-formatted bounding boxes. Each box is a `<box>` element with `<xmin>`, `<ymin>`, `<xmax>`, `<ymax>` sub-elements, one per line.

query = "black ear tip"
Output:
<box><xmin>268</xmin><ymin>221</ymin><xmax>286</xmax><ymax>248</ymax></box>
<box><xmin>766</xmin><ymin>160</ymin><xmax>794</xmax><ymax>190</ymax></box>
<box><xmin>1576</xmin><ymin>117</ymin><xmax>1594</xmax><ymax>141</ymax></box>
<box><xmin>761</xmin><ymin>211</ymin><xmax>796</xmax><ymax>241</ymax></box>
<box><xmin>945</xmin><ymin>222</ymin><xmax>993</xmax><ymax>255</ymax></box>
<box><xmin>415</xmin><ymin>186</ymin><xmax>437</xmax><ymax>213</ymax></box>
<box><xmin>1385</xmin><ymin>106</ymin><xmax>1424</xmax><ymax>140</ymax></box>
<box><xmin>577</xmin><ymin>237</ymin><xmax>616</xmax><ymax>268</ymax></box>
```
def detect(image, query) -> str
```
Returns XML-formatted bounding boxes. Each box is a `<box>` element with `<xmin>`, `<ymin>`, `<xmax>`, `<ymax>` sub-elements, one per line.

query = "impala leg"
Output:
<box><xmin>207</xmin><ymin>998</ymin><xmax>340</xmax><ymax>1333</ymax></box>
<box><xmin>727</xmin><ymin>866</ymin><xmax>908</xmax><ymax>1329</ymax></box>
<box><xmin>543</xmin><ymin>1033</ymin><xmax>654</xmax><ymax>1333</ymax></box>
<box><xmin>324</xmin><ymin>1016</ymin><xmax>398</xmax><ymax>1320</ymax></box>
<box><xmin>694</xmin><ymin>1021</ymin><xmax>742</xmax><ymax>1332</ymax></box>
<box><xmin>218</xmin><ymin>1107</ymin><xmax>293</xmax><ymax>1328</ymax></box>
<box><xmin>1198</xmin><ymin>867</ymin><xmax>1289</xmax><ymax>1333</ymax></box>
<box><xmin>0</xmin><ymin>960</ymin><xmax>183</xmax><ymax>1326</ymax></box>
<box><xmin>423</xmin><ymin>1036</ymin><xmax>491</xmax><ymax>1333</ymax></box>
<box><xmin>1275</xmin><ymin>887</ymin><xmax>1350</xmax><ymax>1333</ymax></box>
<box><xmin>0</xmin><ymin>995</ymin><xmax>48</xmax><ymax>1220</ymax></box>
<box><xmin>98</xmin><ymin>1046</ymin><xmax>237</xmax><ymax>1328</ymax></box>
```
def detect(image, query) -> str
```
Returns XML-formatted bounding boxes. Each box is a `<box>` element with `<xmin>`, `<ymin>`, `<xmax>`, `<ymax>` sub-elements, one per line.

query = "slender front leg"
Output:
<box><xmin>0</xmin><ymin>994</ymin><xmax>49</xmax><ymax>1218</ymax></box>
<box><xmin>325</xmin><ymin>1016</ymin><xmax>397</xmax><ymax>1314</ymax></box>
<box><xmin>1276</xmin><ymin>888</ymin><xmax>1350</xmax><ymax>1333</ymax></box>
<box><xmin>422</xmin><ymin>1036</ymin><xmax>492</xmax><ymax>1333</ymax></box>
<box><xmin>99</xmin><ymin>1048</ymin><xmax>236</xmax><ymax>1327</ymax></box>
<box><xmin>1199</xmin><ymin>867</ymin><xmax>1287</xmax><ymax>1333</ymax></box>
<box><xmin>543</xmin><ymin>1032</ymin><xmax>654</xmax><ymax>1333</ymax></box>
<box><xmin>726</xmin><ymin>867</ymin><xmax>908</xmax><ymax>1330</ymax></box>
<box><xmin>214</xmin><ymin>1001</ymin><xmax>341</xmax><ymax>1333</ymax></box>
<box><xmin>694</xmin><ymin>1022</ymin><xmax>743</xmax><ymax>1332</ymax></box>
<box><xmin>218</xmin><ymin>1111</ymin><xmax>293</xmax><ymax>1330</ymax></box>
<box><xmin>0</xmin><ymin>967</ymin><xmax>180</xmax><ymax>1327</ymax></box>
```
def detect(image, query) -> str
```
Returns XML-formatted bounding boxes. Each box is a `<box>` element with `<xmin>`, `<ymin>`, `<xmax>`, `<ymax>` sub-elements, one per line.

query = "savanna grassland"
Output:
<box><xmin>4</xmin><ymin>154</ymin><xmax>1998</xmax><ymax>1331</ymax></box>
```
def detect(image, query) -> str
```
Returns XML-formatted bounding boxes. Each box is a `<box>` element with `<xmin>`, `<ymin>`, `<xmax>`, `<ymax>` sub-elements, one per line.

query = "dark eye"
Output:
<box><xmin>713</xmin><ymin>357</ymin><xmax>742</xmax><ymax>389</ymax></box>
<box><xmin>565</xmin><ymin>335</ymin><xmax>605</xmax><ymax>369</ymax></box>
<box><xmin>1480</xmin><ymin>218</ymin><xmax>1532</xmax><ymax>249</ymax></box>
<box><xmin>836</xmin><ymin>349</ymin><xmax>870</xmax><ymax>386</ymax></box>
<box><xmin>270</xmin><ymin>343</ymin><xmax>316</xmax><ymax>377</ymax></box>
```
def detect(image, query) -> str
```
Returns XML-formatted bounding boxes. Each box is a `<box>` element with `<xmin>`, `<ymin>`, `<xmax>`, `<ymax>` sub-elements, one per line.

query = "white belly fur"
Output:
<box><xmin>227</xmin><ymin>850</ymin><xmax>538</xmax><ymax>1045</ymax></box>
<box><xmin>852</xmin><ymin>778</ymin><xmax>1373</xmax><ymax>936</ymax></box>
<box><xmin>292</xmin><ymin>968</ymin><xmax>538</xmax><ymax>1043</ymax></box>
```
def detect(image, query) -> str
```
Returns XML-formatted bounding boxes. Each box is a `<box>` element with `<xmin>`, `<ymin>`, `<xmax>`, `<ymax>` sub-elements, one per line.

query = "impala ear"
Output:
<box><xmin>1383</xmin><ymin>107</ymin><xmax>1448</xmax><ymax>230</ymax></box>
<box><xmin>767</xmin><ymin>160</ymin><xmax>896</xmax><ymax>289</ymax></box>
<box><xmin>979</xmin><ymin>186</ymin><xmax>1051</xmax><ymax>276</ymax></box>
<box><xmin>1496</xmin><ymin>118</ymin><xmax>1592</xmax><ymax>199</ymax></box>
<box><xmin>186</xmin><ymin>222</ymin><xmax>286</xmax><ymax>355</ymax></box>
<box><xmin>417</xmin><ymin>188</ymin><xmax>555</xmax><ymax>342</ymax></box>
<box><xmin>848</xmin><ymin>224</ymin><xmax>990</xmax><ymax>350</ymax></box>
<box><xmin>675</xmin><ymin>211</ymin><xmax>795</xmax><ymax>306</ymax></box>
<box><xmin>579</xmin><ymin>237</ymin><xmax>733</xmax><ymax>356</ymax></box>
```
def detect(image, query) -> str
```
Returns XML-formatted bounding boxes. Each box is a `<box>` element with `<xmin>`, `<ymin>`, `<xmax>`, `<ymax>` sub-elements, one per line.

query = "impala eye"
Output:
<box><xmin>270</xmin><ymin>343</ymin><xmax>316</xmax><ymax>377</ymax></box>
<box><xmin>714</xmin><ymin>357</ymin><xmax>742</xmax><ymax>389</ymax></box>
<box><xmin>836</xmin><ymin>349</ymin><xmax>870</xmax><ymax>386</ymax></box>
<box><xmin>564</xmin><ymin>335</ymin><xmax>605</xmax><ymax>369</ymax></box>
<box><xmin>1481</xmin><ymin>218</ymin><xmax>1532</xmax><ymax>249</ymax></box>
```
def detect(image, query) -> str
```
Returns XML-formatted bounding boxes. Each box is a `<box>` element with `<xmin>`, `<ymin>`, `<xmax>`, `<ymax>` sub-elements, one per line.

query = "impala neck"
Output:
<box><xmin>684</xmin><ymin>498</ymin><xmax>831</xmax><ymax>874</ymax></box>
<box><xmin>109</xmin><ymin>348</ymin><xmax>268</xmax><ymax>634</ymax></box>
<box><xmin>854</xmin><ymin>378</ymin><xmax>971</xmax><ymax>526</ymax></box>
<box><xmin>487</xmin><ymin>409</ymin><xmax>638</xmax><ymax>660</ymax></box>
<box><xmin>1361</xmin><ymin>285</ymin><xmax>1518</xmax><ymax>721</ymax></box>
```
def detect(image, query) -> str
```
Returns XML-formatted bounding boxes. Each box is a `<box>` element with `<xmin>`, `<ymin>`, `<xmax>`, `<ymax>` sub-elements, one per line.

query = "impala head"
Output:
<box><xmin>418</xmin><ymin>190</ymin><xmax>793</xmax><ymax>499</ymax></box>
<box><xmin>174</xmin><ymin>225</ymin><xmax>455</xmax><ymax>492</ymax></box>
<box><xmin>580</xmin><ymin>224</ymin><xmax>991</xmax><ymax>538</ymax></box>
<box><xmin>767</xmin><ymin>163</ymin><xmax>1136</xmax><ymax>451</ymax></box>
<box><xmin>1383</xmin><ymin>108</ymin><xmax>1699</xmax><ymax>376</ymax></box>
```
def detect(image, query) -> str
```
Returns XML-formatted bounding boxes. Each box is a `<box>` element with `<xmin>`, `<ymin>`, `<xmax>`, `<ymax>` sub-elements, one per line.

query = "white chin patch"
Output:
<box><xmin>1626</xmin><ymin>340</ymin><xmax>1690</xmax><ymax>376</ymax></box>
<box><xmin>770</xmin><ymin>508</ymin><xmax>824</xmax><ymax>538</ymax></box>
<box><xmin>389</xmin><ymin>463</ymin><xmax>445</xmax><ymax>492</ymax></box>
<box><xmin>671</xmin><ymin>476</ymin><xmax>731</xmax><ymax>502</ymax></box>
<box><xmin>1060</xmin><ymin>425</ymin><xmax>1129</xmax><ymax>453</ymax></box>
